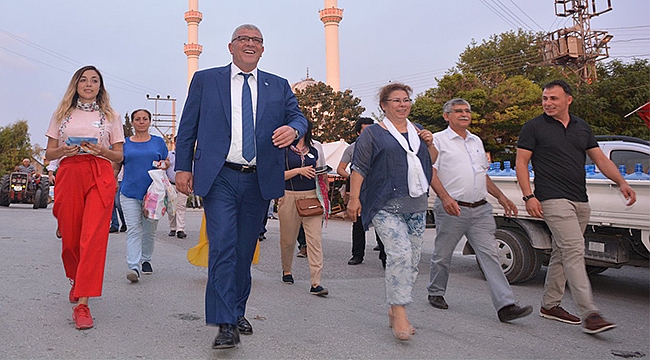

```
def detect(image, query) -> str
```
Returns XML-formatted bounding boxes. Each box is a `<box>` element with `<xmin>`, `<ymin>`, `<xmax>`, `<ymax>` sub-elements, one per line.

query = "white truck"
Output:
<box><xmin>463</xmin><ymin>136</ymin><xmax>650</xmax><ymax>283</ymax></box>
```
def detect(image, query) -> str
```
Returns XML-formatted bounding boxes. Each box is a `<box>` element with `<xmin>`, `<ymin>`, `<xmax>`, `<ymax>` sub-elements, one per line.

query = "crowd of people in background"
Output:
<box><xmin>39</xmin><ymin>22</ymin><xmax>638</xmax><ymax>350</ymax></box>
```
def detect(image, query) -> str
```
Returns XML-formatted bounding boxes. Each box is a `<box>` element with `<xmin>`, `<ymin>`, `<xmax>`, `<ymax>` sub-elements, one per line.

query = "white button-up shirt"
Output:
<box><xmin>433</xmin><ymin>126</ymin><xmax>489</xmax><ymax>203</ymax></box>
<box><xmin>227</xmin><ymin>63</ymin><xmax>258</xmax><ymax>165</ymax></box>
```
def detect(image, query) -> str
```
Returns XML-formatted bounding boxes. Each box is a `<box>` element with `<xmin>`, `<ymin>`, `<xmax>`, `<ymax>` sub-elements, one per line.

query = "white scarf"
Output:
<box><xmin>383</xmin><ymin>118</ymin><xmax>429</xmax><ymax>198</ymax></box>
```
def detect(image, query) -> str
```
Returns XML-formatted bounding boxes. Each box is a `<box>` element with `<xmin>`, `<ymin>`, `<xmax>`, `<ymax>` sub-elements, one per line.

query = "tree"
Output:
<box><xmin>412</xmin><ymin>29</ymin><xmax>649</xmax><ymax>163</ymax></box>
<box><xmin>123</xmin><ymin>112</ymin><xmax>134</xmax><ymax>137</ymax></box>
<box><xmin>0</xmin><ymin>120</ymin><xmax>33</xmax><ymax>174</ymax></box>
<box><xmin>294</xmin><ymin>82</ymin><xmax>365</xmax><ymax>143</ymax></box>
<box><xmin>455</xmin><ymin>29</ymin><xmax>563</xmax><ymax>86</ymax></box>
<box><xmin>572</xmin><ymin>59</ymin><xmax>650</xmax><ymax>139</ymax></box>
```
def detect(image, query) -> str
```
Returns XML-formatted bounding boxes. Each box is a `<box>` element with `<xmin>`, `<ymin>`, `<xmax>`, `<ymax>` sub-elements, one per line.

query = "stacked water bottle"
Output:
<box><xmin>488</xmin><ymin>161</ymin><xmax>527</xmax><ymax>177</ymax></box>
<box><xmin>489</xmin><ymin>161</ymin><xmax>649</xmax><ymax>180</ymax></box>
<box><xmin>585</xmin><ymin>163</ymin><xmax>650</xmax><ymax>180</ymax></box>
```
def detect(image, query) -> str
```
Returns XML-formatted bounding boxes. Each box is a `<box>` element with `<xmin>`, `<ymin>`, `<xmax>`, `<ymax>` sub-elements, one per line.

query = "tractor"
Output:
<box><xmin>0</xmin><ymin>172</ymin><xmax>50</xmax><ymax>209</ymax></box>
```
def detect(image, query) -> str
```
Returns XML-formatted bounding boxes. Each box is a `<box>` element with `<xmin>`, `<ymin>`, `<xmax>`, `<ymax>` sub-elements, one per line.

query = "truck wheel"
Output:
<box><xmin>33</xmin><ymin>189</ymin><xmax>42</xmax><ymax>209</ymax></box>
<box><xmin>0</xmin><ymin>175</ymin><xmax>9</xmax><ymax>206</ymax></box>
<box><xmin>494</xmin><ymin>229</ymin><xmax>536</xmax><ymax>284</ymax></box>
<box><xmin>586</xmin><ymin>266</ymin><xmax>608</xmax><ymax>275</ymax></box>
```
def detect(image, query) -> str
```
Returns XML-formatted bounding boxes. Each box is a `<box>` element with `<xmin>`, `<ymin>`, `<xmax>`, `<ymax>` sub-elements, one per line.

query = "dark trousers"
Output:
<box><xmin>110</xmin><ymin>181</ymin><xmax>125</xmax><ymax>228</ymax></box>
<box><xmin>352</xmin><ymin>215</ymin><xmax>386</xmax><ymax>263</ymax></box>
<box><xmin>203</xmin><ymin>167</ymin><xmax>268</xmax><ymax>325</ymax></box>
<box><xmin>297</xmin><ymin>225</ymin><xmax>306</xmax><ymax>249</ymax></box>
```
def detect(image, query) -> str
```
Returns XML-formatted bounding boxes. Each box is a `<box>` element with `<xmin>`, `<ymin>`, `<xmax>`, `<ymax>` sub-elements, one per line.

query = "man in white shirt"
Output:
<box><xmin>426</xmin><ymin>98</ymin><xmax>532</xmax><ymax>322</ymax></box>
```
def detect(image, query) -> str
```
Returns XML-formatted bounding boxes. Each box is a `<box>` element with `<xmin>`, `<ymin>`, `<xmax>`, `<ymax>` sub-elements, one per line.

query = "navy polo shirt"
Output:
<box><xmin>517</xmin><ymin>113</ymin><xmax>598</xmax><ymax>202</ymax></box>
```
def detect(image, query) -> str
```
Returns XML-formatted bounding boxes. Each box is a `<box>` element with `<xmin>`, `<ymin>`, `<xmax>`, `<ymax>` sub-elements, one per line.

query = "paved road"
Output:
<box><xmin>0</xmin><ymin>205</ymin><xmax>648</xmax><ymax>359</ymax></box>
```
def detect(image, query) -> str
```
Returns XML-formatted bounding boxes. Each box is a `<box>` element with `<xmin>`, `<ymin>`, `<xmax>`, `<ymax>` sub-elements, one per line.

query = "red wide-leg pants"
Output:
<box><xmin>53</xmin><ymin>155</ymin><xmax>115</xmax><ymax>298</ymax></box>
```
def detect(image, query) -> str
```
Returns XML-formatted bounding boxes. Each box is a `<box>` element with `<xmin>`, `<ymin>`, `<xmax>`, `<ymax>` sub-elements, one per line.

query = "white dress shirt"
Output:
<box><xmin>433</xmin><ymin>126</ymin><xmax>489</xmax><ymax>203</ymax></box>
<box><xmin>227</xmin><ymin>63</ymin><xmax>259</xmax><ymax>165</ymax></box>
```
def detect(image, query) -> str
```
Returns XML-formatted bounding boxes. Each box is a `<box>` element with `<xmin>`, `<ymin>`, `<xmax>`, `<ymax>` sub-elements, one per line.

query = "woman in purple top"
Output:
<box><xmin>347</xmin><ymin>83</ymin><xmax>437</xmax><ymax>341</ymax></box>
<box><xmin>115</xmin><ymin>109</ymin><xmax>169</xmax><ymax>283</ymax></box>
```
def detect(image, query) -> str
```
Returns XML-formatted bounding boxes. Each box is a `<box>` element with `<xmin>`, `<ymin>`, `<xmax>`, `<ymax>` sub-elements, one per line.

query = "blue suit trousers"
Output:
<box><xmin>203</xmin><ymin>166</ymin><xmax>269</xmax><ymax>325</ymax></box>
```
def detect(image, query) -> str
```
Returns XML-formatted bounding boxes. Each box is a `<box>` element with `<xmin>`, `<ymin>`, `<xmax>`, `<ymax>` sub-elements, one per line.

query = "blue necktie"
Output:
<box><xmin>240</xmin><ymin>72</ymin><xmax>255</xmax><ymax>162</ymax></box>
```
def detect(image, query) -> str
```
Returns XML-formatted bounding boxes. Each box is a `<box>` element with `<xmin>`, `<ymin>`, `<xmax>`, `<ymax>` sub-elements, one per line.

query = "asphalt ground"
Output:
<box><xmin>0</xmin><ymin>205</ymin><xmax>648</xmax><ymax>359</ymax></box>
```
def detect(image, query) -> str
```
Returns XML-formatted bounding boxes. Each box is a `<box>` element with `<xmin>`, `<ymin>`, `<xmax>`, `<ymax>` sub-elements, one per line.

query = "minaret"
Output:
<box><xmin>319</xmin><ymin>0</ymin><xmax>343</xmax><ymax>91</ymax></box>
<box><xmin>184</xmin><ymin>0</ymin><xmax>202</xmax><ymax>87</ymax></box>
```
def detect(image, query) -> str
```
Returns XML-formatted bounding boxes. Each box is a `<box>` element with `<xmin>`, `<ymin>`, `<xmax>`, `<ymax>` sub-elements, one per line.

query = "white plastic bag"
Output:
<box><xmin>142</xmin><ymin>169</ymin><xmax>177</xmax><ymax>220</ymax></box>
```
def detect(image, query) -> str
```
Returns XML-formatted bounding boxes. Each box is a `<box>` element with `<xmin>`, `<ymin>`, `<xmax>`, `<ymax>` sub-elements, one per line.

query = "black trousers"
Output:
<box><xmin>351</xmin><ymin>215</ymin><xmax>385</xmax><ymax>263</ymax></box>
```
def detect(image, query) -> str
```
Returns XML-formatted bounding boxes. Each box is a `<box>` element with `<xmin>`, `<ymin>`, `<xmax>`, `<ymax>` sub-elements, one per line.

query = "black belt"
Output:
<box><xmin>224</xmin><ymin>162</ymin><xmax>257</xmax><ymax>173</ymax></box>
<box><xmin>456</xmin><ymin>199</ymin><xmax>487</xmax><ymax>208</ymax></box>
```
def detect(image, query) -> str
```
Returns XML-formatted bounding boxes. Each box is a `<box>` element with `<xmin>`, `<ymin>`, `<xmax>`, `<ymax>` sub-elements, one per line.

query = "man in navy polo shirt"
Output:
<box><xmin>516</xmin><ymin>80</ymin><xmax>636</xmax><ymax>334</ymax></box>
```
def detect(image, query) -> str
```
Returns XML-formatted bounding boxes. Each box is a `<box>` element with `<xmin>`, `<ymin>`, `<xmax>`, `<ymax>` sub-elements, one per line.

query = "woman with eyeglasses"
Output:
<box><xmin>278</xmin><ymin>120</ymin><xmax>330</xmax><ymax>297</ymax></box>
<box><xmin>45</xmin><ymin>65</ymin><xmax>124</xmax><ymax>330</ymax></box>
<box><xmin>347</xmin><ymin>82</ymin><xmax>437</xmax><ymax>341</ymax></box>
<box><xmin>116</xmin><ymin>109</ymin><xmax>169</xmax><ymax>283</ymax></box>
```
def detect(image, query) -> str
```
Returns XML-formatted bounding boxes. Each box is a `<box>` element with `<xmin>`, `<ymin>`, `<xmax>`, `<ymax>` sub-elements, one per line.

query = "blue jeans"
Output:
<box><xmin>372</xmin><ymin>210</ymin><xmax>426</xmax><ymax>305</ymax></box>
<box><xmin>427</xmin><ymin>198</ymin><xmax>515</xmax><ymax>311</ymax></box>
<box><xmin>121</xmin><ymin>194</ymin><xmax>159</xmax><ymax>272</ymax></box>
<box><xmin>111</xmin><ymin>181</ymin><xmax>126</xmax><ymax>229</ymax></box>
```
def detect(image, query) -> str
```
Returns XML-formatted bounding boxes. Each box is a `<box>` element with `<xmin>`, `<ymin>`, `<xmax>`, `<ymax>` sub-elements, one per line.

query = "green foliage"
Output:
<box><xmin>0</xmin><ymin>120</ymin><xmax>33</xmax><ymax>174</ymax></box>
<box><xmin>123</xmin><ymin>112</ymin><xmax>134</xmax><ymax>137</ymax></box>
<box><xmin>294</xmin><ymin>82</ymin><xmax>365</xmax><ymax>143</ymax></box>
<box><xmin>456</xmin><ymin>29</ymin><xmax>561</xmax><ymax>86</ymax></box>
<box><xmin>413</xmin><ymin>29</ymin><xmax>650</xmax><ymax>162</ymax></box>
<box><xmin>571</xmin><ymin>59</ymin><xmax>650</xmax><ymax>140</ymax></box>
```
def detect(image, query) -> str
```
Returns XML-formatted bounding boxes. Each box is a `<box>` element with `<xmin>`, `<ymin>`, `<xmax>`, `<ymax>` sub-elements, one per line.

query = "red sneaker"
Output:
<box><xmin>69</xmin><ymin>282</ymin><xmax>79</xmax><ymax>303</ymax></box>
<box><xmin>73</xmin><ymin>304</ymin><xmax>93</xmax><ymax>330</ymax></box>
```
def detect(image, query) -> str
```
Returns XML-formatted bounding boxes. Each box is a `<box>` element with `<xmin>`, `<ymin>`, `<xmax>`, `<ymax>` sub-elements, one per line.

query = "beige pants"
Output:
<box><xmin>541</xmin><ymin>199</ymin><xmax>597</xmax><ymax>318</ymax></box>
<box><xmin>278</xmin><ymin>190</ymin><xmax>324</xmax><ymax>287</ymax></box>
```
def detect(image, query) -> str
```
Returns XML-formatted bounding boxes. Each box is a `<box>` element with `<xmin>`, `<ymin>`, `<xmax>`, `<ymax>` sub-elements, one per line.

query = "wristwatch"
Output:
<box><xmin>522</xmin><ymin>194</ymin><xmax>536</xmax><ymax>202</ymax></box>
<box><xmin>294</xmin><ymin>129</ymin><xmax>300</xmax><ymax>140</ymax></box>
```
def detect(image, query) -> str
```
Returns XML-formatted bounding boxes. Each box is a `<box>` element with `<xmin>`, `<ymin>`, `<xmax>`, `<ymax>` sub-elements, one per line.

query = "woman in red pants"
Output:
<box><xmin>45</xmin><ymin>65</ymin><xmax>124</xmax><ymax>330</ymax></box>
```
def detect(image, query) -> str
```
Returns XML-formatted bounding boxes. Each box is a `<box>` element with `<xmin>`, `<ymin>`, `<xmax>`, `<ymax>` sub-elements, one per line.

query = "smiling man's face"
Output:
<box><xmin>228</xmin><ymin>28</ymin><xmax>264</xmax><ymax>73</ymax></box>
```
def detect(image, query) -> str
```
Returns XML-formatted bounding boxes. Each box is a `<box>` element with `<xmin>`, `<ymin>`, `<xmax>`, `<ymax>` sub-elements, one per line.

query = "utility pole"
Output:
<box><xmin>538</xmin><ymin>0</ymin><xmax>613</xmax><ymax>85</ymax></box>
<box><xmin>146</xmin><ymin>94</ymin><xmax>177</xmax><ymax>149</ymax></box>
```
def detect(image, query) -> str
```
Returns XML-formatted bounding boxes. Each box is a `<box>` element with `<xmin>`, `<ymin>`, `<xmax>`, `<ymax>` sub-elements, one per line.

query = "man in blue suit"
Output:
<box><xmin>175</xmin><ymin>24</ymin><xmax>308</xmax><ymax>349</ymax></box>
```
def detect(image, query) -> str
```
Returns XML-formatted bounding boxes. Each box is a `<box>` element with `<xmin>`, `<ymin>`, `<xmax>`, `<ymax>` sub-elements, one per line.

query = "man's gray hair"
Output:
<box><xmin>443</xmin><ymin>98</ymin><xmax>471</xmax><ymax>114</ymax></box>
<box><xmin>231</xmin><ymin>24</ymin><xmax>263</xmax><ymax>41</ymax></box>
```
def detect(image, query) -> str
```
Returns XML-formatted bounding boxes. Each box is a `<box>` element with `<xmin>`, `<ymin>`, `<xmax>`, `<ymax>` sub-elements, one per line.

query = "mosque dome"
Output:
<box><xmin>291</xmin><ymin>77</ymin><xmax>318</xmax><ymax>93</ymax></box>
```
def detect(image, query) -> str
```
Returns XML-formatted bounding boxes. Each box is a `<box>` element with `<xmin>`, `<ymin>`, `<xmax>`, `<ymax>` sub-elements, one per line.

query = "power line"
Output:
<box><xmin>508</xmin><ymin>0</ymin><xmax>545</xmax><ymax>31</ymax></box>
<box><xmin>479</xmin><ymin>0</ymin><xmax>521</xmax><ymax>30</ymax></box>
<box><xmin>0</xmin><ymin>28</ymin><xmax>165</xmax><ymax>95</ymax></box>
<box><xmin>493</xmin><ymin>0</ymin><xmax>533</xmax><ymax>31</ymax></box>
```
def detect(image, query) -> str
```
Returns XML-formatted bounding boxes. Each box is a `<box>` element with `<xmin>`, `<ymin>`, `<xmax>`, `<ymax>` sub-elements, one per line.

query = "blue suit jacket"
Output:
<box><xmin>175</xmin><ymin>64</ymin><xmax>308</xmax><ymax>200</ymax></box>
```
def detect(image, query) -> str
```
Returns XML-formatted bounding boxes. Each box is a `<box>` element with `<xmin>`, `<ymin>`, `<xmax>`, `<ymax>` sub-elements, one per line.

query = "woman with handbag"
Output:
<box><xmin>45</xmin><ymin>65</ymin><xmax>125</xmax><ymax>329</ymax></box>
<box><xmin>115</xmin><ymin>109</ymin><xmax>169</xmax><ymax>283</ymax></box>
<box><xmin>346</xmin><ymin>83</ymin><xmax>438</xmax><ymax>341</ymax></box>
<box><xmin>278</xmin><ymin>121</ymin><xmax>329</xmax><ymax>296</ymax></box>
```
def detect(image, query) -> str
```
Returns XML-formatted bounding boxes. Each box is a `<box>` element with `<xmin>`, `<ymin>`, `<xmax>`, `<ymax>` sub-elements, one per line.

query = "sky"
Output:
<box><xmin>1</xmin><ymin>0</ymin><xmax>648</xmax><ymax>149</ymax></box>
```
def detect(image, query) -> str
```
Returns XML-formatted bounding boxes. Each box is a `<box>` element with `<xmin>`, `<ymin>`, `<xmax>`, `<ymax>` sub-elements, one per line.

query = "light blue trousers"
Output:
<box><xmin>372</xmin><ymin>210</ymin><xmax>426</xmax><ymax>306</ymax></box>
<box><xmin>121</xmin><ymin>194</ymin><xmax>159</xmax><ymax>272</ymax></box>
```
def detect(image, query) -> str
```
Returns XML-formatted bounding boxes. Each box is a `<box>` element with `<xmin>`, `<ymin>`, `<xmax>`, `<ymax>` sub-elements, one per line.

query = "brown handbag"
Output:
<box><xmin>295</xmin><ymin>197</ymin><xmax>324</xmax><ymax>217</ymax></box>
<box><xmin>286</xmin><ymin>148</ymin><xmax>324</xmax><ymax>217</ymax></box>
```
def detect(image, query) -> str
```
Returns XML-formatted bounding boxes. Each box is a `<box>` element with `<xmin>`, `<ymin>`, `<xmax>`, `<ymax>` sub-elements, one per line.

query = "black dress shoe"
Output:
<box><xmin>498</xmin><ymin>304</ymin><xmax>533</xmax><ymax>322</ymax></box>
<box><xmin>212</xmin><ymin>323</ymin><xmax>240</xmax><ymax>349</ymax></box>
<box><xmin>347</xmin><ymin>257</ymin><xmax>363</xmax><ymax>265</ymax></box>
<box><xmin>428</xmin><ymin>295</ymin><xmax>449</xmax><ymax>309</ymax></box>
<box><xmin>237</xmin><ymin>316</ymin><xmax>253</xmax><ymax>335</ymax></box>
<box><xmin>176</xmin><ymin>230</ymin><xmax>187</xmax><ymax>239</ymax></box>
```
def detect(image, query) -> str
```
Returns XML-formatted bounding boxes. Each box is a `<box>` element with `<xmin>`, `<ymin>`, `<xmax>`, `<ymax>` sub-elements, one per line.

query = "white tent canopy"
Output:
<box><xmin>320</xmin><ymin>140</ymin><xmax>349</xmax><ymax>173</ymax></box>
